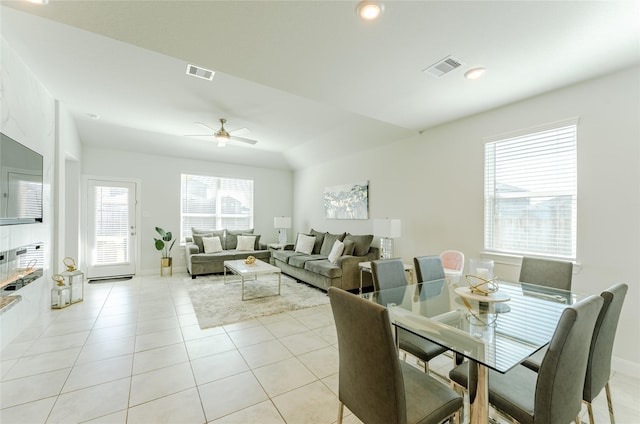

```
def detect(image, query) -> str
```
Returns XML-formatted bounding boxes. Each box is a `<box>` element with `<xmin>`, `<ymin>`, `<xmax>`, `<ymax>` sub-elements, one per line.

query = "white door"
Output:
<box><xmin>86</xmin><ymin>179</ymin><xmax>137</xmax><ymax>279</ymax></box>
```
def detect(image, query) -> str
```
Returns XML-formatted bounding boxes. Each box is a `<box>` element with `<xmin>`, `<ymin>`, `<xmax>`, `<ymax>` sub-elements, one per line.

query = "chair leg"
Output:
<box><xmin>605</xmin><ymin>382</ymin><xmax>615</xmax><ymax>424</ymax></box>
<box><xmin>337</xmin><ymin>401</ymin><xmax>344</xmax><ymax>424</ymax></box>
<box><xmin>584</xmin><ymin>401</ymin><xmax>594</xmax><ymax>424</ymax></box>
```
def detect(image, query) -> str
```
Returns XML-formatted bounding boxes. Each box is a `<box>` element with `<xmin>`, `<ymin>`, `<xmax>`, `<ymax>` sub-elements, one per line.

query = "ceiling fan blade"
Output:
<box><xmin>194</xmin><ymin>121</ymin><xmax>219</xmax><ymax>132</ymax></box>
<box><xmin>185</xmin><ymin>133</ymin><xmax>215</xmax><ymax>137</ymax></box>
<box><xmin>230</xmin><ymin>135</ymin><xmax>258</xmax><ymax>145</ymax></box>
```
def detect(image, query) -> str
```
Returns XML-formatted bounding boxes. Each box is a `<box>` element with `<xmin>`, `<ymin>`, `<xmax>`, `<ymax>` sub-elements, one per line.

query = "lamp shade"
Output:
<box><xmin>373</xmin><ymin>218</ymin><xmax>401</xmax><ymax>238</ymax></box>
<box><xmin>274</xmin><ymin>216</ymin><xmax>292</xmax><ymax>229</ymax></box>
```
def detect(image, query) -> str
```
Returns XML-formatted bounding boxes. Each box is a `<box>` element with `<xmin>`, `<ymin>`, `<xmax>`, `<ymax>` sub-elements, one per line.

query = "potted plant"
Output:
<box><xmin>154</xmin><ymin>227</ymin><xmax>176</xmax><ymax>273</ymax></box>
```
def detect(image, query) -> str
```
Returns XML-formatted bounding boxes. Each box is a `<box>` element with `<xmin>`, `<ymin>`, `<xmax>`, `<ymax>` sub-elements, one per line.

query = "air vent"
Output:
<box><xmin>186</xmin><ymin>64</ymin><xmax>215</xmax><ymax>81</ymax></box>
<box><xmin>424</xmin><ymin>56</ymin><xmax>464</xmax><ymax>78</ymax></box>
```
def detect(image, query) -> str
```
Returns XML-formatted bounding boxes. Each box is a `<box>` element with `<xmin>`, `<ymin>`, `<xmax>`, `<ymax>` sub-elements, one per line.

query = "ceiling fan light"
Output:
<box><xmin>217</xmin><ymin>140</ymin><xmax>227</xmax><ymax>147</ymax></box>
<box><xmin>215</xmin><ymin>133</ymin><xmax>230</xmax><ymax>142</ymax></box>
<box><xmin>356</xmin><ymin>1</ymin><xmax>384</xmax><ymax>21</ymax></box>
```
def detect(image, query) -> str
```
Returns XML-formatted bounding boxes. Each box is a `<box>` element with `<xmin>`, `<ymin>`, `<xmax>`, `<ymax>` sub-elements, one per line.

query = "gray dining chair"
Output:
<box><xmin>327</xmin><ymin>287</ymin><xmax>462</xmax><ymax>424</ymax></box>
<box><xmin>519</xmin><ymin>256</ymin><xmax>573</xmax><ymax>290</ymax></box>
<box><xmin>449</xmin><ymin>294</ymin><xmax>604</xmax><ymax>424</ymax></box>
<box><xmin>371</xmin><ymin>259</ymin><xmax>448</xmax><ymax>373</ymax></box>
<box><xmin>522</xmin><ymin>283</ymin><xmax>628</xmax><ymax>424</ymax></box>
<box><xmin>413</xmin><ymin>255</ymin><xmax>446</xmax><ymax>283</ymax></box>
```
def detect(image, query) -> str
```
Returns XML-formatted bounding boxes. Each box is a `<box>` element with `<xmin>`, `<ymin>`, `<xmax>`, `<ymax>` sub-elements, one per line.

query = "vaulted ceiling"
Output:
<box><xmin>2</xmin><ymin>1</ymin><xmax>638</xmax><ymax>170</ymax></box>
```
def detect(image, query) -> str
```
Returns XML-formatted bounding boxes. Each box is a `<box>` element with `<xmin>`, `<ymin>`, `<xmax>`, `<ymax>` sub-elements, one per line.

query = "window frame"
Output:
<box><xmin>483</xmin><ymin>118</ymin><xmax>578</xmax><ymax>261</ymax></box>
<box><xmin>180</xmin><ymin>173</ymin><xmax>254</xmax><ymax>243</ymax></box>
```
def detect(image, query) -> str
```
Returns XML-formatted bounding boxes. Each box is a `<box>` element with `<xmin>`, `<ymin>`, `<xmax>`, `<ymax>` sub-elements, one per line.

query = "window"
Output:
<box><xmin>180</xmin><ymin>174</ymin><xmax>254</xmax><ymax>242</ymax></box>
<box><xmin>484</xmin><ymin>119</ymin><xmax>577</xmax><ymax>260</ymax></box>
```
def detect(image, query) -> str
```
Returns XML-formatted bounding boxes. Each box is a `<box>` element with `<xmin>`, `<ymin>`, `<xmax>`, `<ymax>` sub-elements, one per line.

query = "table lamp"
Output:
<box><xmin>373</xmin><ymin>218</ymin><xmax>401</xmax><ymax>259</ymax></box>
<box><xmin>273</xmin><ymin>216</ymin><xmax>292</xmax><ymax>245</ymax></box>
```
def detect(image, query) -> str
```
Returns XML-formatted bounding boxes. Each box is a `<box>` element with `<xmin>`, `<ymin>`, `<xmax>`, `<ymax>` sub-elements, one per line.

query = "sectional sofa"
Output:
<box><xmin>271</xmin><ymin>229</ymin><xmax>379</xmax><ymax>291</ymax></box>
<box><xmin>185</xmin><ymin>228</ymin><xmax>270</xmax><ymax>278</ymax></box>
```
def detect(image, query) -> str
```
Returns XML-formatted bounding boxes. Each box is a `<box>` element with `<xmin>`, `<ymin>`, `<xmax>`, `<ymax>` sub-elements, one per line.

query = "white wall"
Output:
<box><xmin>294</xmin><ymin>67</ymin><xmax>640</xmax><ymax>372</ymax></box>
<box><xmin>81</xmin><ymin>146</ymin><xmax>293</xmax><ymax>274</ymax></box>
<box><xmin>0</xmin><ymin>37</ymin><xmax>56</xmax><ymax>348</ymax></box>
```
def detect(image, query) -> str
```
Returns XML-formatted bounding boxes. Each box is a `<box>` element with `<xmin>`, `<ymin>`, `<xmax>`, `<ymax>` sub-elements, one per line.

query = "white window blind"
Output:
<box><xmin>93</xmin><ymin>186</ymin><xmax>130</xmax><ymax>265</ymax></box>
<box><xmin>484</xmin><ymin>120</ymin><xmax>577</xmax><ymax>260</ymax></box>
<box><xmin>181</xmin><ymin>174</ymin><xmax>254</xmax><ymax>242</ymax></box>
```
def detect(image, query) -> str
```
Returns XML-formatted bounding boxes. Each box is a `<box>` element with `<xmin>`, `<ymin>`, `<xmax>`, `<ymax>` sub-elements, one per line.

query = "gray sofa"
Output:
<box><xmin>271</xmin><ymin>229</ymin><xmax>379</xmax><ymax>291</ymax></box>
<box><xmin>185</xmin><ymin>228</ymin><xmax>270</xmax><ymax>279</ymax></box>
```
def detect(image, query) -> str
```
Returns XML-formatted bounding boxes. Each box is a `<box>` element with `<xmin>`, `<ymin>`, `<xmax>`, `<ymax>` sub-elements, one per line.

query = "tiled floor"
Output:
<box><xmin>1</xmin><ymin>274</ymin><xmax>639</xmax><ymax>423</ymax></box>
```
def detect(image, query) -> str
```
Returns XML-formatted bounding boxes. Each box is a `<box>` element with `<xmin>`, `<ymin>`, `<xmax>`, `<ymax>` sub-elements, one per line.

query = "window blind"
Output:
<box><xmin>484</xmin><ymin>121</ymin><xmax>577</xmax><ymax>259</ymax></box>
<box><xmin>181</xmin><ymin>174</ymin><xmax>254</xmax><ymax>242</ymax></box>
<box><xmin>93</xmin><ymin>186</ymin><xmax>130</xmax><ymax>265</ymax></box>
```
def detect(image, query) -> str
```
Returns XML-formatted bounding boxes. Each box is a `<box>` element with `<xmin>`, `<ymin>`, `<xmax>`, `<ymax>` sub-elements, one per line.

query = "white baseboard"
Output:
<box><xmin>612</xmin><ymin>356</ymin><xmax>640</xmax><ymax>379</ymax></box>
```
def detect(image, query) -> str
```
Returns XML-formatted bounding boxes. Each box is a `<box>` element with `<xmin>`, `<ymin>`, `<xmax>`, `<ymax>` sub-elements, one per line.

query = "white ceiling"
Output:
<box><xmin>2</xmin><ymin>1</ymin><xmax>639</xmax><ymax>170</ymax></box>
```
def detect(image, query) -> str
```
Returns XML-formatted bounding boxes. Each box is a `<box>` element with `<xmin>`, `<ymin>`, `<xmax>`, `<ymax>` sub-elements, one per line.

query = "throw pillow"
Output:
<box><xmin>192</xmin><ymin>228</ymin><xmax>225</xmax><ymax>249</ymax></box>
<box><xmin>320</xmin><ymin>232</ymin><xmax>347</xmax><ymax>255</ymax></box>
<box><xmin>244</xmin><ymin>233</ymin><xmax>261</xmax><ymax>249</ymax></box>
<box><xmin>192</xmin><ymin>233</ymin><xmax>213</xmax><ymax>253</ymax></box>
<box><xmin>328</xmin><ymin>240</ymin><xmax>345</xmax><ymax>264</ymax></box>
<box><xmin>236</xmin><ymin>235</ymin><xmax>257</xmax><ymax>251</ymax></box>
<box><xmin>203</xmin><ymin>236</ymin><xmax>223</xmax><ymax>253</ymax></box>
<box><xmin>295</xmin><ymin>233</ymin><xmax>316</xmax><ymax>255</ymax></box>
<box><xmin>308</xmin><ymin>228</ymin><xmax>325</xmax><ymax>254</ymax></box>
<box><xmin>343</xmin><ymin>239</ymin><xmax>356</xmax><ymax>256</ymax></box>
<box><xmin>344</xmin><ymin>234</ymin><xmax>374</xmax><ymax>256</ymax></box>
<box><xmin>226</xmin><ymin>229</ymin><xmax>254</xmax><ymax>250</ymax></box>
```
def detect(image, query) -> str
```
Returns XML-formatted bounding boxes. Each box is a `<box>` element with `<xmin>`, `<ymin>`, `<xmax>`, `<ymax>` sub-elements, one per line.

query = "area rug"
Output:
<box><xmin>187</xmin><ymin>274</ymin><xmax>329</xmax><ymax>329</ymax></box>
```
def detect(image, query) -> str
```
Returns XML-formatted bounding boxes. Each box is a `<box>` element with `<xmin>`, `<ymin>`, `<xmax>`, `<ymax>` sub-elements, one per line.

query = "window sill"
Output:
<box><xmin>480</xmin><ymin>251</ymin><xmax>582</xmax><ymax>273</ymax></box>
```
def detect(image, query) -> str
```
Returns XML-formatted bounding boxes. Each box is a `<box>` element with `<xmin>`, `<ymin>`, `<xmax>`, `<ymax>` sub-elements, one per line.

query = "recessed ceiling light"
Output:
<box><xmin>465</xmin><ymin>67</ymin><xmax>486</xmax><ymax>80</ymax></box>
<box><xmin>356</xmin><ymin>1</ymin><xmax>384</xmax><ymax>21</ymax></box>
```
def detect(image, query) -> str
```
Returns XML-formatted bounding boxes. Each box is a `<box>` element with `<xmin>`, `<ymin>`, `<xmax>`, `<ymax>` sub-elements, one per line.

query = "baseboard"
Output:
<box><xmin>611</xmin><ymin>356</ymin><xmax>640</xmax><ymax>379</ymax></box>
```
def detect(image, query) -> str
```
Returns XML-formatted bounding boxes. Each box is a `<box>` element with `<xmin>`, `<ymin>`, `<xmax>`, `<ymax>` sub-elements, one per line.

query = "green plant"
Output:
<box><xmin>154</xmin><ymin>227</ymin><xmax>176</xmax><ymax>258</ymax></box>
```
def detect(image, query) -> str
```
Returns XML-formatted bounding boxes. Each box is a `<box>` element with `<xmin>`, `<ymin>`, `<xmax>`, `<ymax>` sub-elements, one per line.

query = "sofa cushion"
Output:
<box><xmin>272</xmin><ymin>249</ymin><xmax>303</xmax><ymax>264</ymax></box>
<box><xmin>245</xmin><ymin>233</ymin><xmax>262</xmax><ymax>249</ymax></box>
<box><xmin>192</xmin><ymin>228</ymin><xmax>225</xmax><ymax>250</ymax></box>
<box><xmin>192</xmin><ymin>233</ymin><xmax>212</xmax><ymax>253</ymax></box>
<box><xmin>304</xmin><ymin>259</ymin><xmax>342</xmax><ymax>279</ymax></box>
<box><xmin>343</xmin><ymin>239</ymin><xmax>355</xmax><ymax>256</ymax></box>
<box><xmin>320</xmin><ymin>232</ymin><xmax>346</xmax><ymax>255</ymax></box>
<box><xmin>309</xmin><ymin>228</ymin><xmax>325</xmax><ymax>254</ymax></box>
<box><xmin>190</xmin><ymin>251</ymin><xmax>237</xmax><ymax>263</ymax></box>
<box><xmin>226</xmin><ymin>229</ymin><xmax>254</xmax><ymax>250</ymax></box>
<box><xmin>289</xmin><ymin>254</ymin><xmax>328</xmax><ymax>268</ymax></box>
<box><xmin>344</xmin><ymin>234</ymin><xmax>374</xmax><ymax>256</ymax></box>
<box><xmin>236</xmin><ymin>235</ymin><xmax>256</xmax><ymax>251</ymax></box>
<box><xmin>203</xmin><ymin>236</ymin><xmax>223</xmax><ymax>253</ymax></box>
<box><xmin>295</xmin><ymin>233</ymin><xmax>316</xmax><ymax>254</ymax></box>
<box><xmin>328</xmin><ymin>240</ymin><xmax>345</xmax><ymax>264</ymax></box>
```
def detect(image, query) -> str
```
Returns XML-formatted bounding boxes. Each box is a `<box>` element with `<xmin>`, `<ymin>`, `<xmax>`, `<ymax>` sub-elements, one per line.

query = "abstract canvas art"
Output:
<box><xmin>324</xmin><ymin>181</ymin><xmax>369</xmax><ymax>219</ymax></box>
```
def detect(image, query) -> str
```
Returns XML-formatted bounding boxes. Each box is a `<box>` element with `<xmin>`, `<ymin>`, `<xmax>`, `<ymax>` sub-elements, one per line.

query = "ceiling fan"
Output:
<box><xmin>190</xmin><ymin>118</ymin><xmax>258</xmax><ymax>147</ymax></box>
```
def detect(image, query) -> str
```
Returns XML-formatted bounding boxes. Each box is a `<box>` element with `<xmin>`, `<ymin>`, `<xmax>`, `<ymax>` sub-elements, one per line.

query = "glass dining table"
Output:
<box><xmin>361</xmin><ymin>278</ymin><xmax>585</xmax><ymax>424</ymax></box>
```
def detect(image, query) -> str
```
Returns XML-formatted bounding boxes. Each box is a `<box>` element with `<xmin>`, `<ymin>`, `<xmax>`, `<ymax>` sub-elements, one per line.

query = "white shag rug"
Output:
<box><xmin>187</xmin><ymin>274</ymin><xmax>329</xmax><ymax>329</ymax></box>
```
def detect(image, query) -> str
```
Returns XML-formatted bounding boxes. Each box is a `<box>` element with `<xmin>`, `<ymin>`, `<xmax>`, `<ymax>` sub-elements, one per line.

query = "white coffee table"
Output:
<box><xmin>223</xmin><ymin>259</ymin><xmax>282</xmax><ymax>301</ymax></box>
